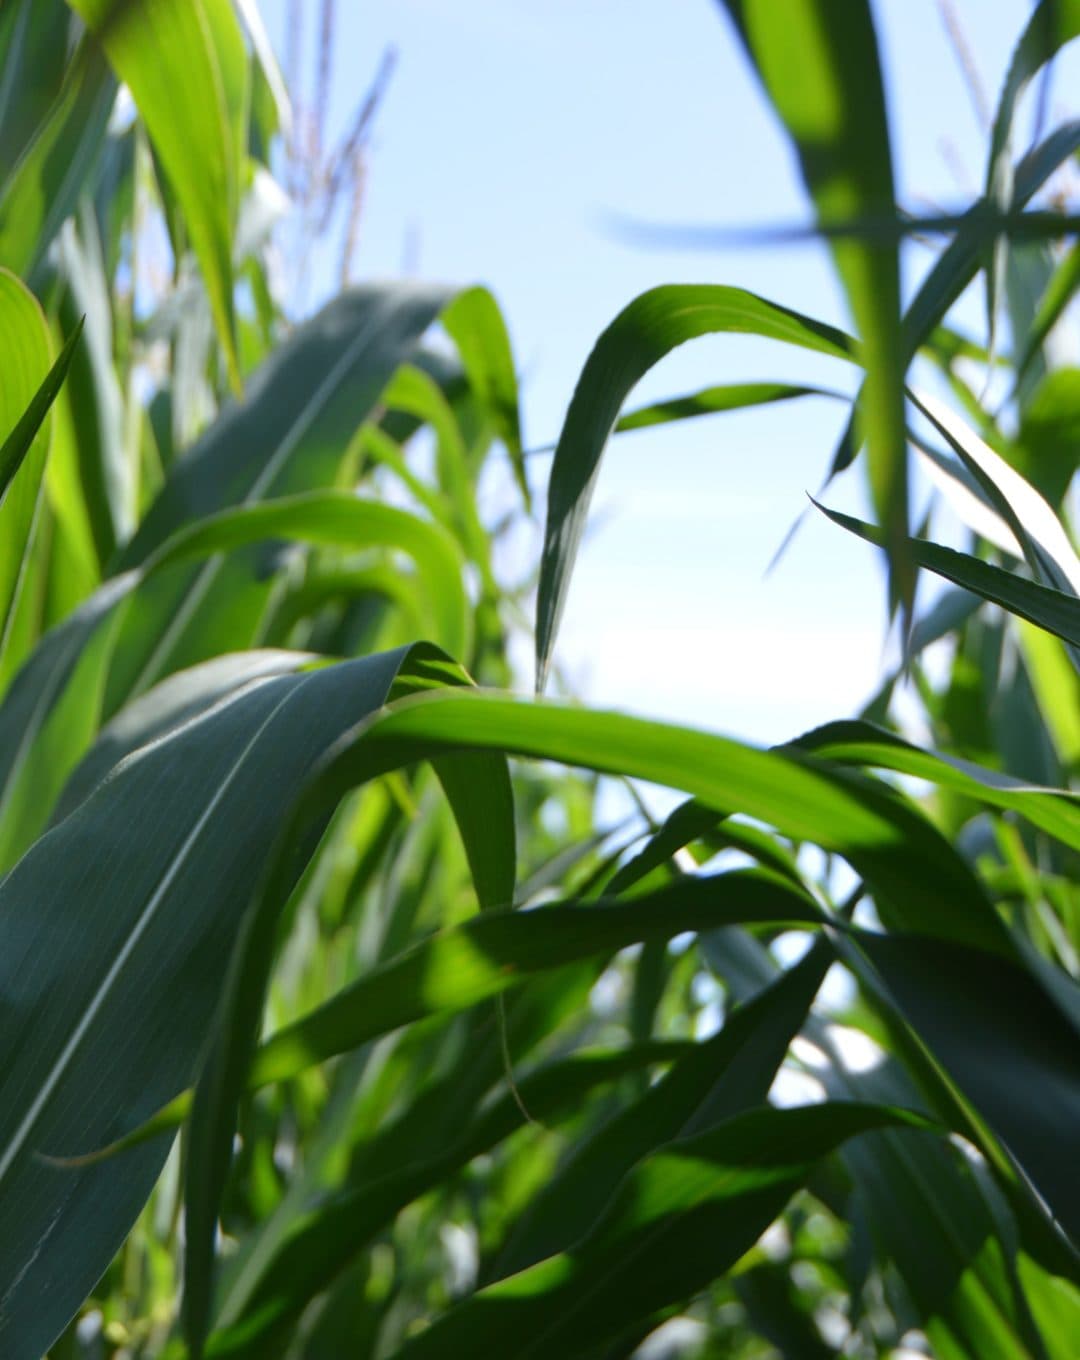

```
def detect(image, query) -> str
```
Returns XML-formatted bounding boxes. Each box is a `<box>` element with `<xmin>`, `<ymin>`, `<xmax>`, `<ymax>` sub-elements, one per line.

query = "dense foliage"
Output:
<box><xmin>0</xmin><ymin>2</ymin><xmax>1078</xmax><ymax>1357</ymax></box>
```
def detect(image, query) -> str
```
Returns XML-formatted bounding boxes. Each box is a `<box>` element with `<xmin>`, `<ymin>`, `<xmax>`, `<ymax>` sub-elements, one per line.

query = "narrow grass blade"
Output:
<box><xmin>615</xmin><ymin>379</ymin><xmax>844</xmax><ymax>433</ymax></box>
<box><xmin>817</xmin><ymin>500</ymin><xmax>1080</xmax><ymax>654</ymax></box>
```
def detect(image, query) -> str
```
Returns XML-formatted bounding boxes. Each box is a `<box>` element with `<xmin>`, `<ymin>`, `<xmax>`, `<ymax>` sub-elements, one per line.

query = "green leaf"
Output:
<box><xmin>327</xmin><ymin>688</ymin><xmax>1010</xmax><ymax>955</ymax></box>
<box><xmin>817</xmin><ymin>500</ymin><xmax>1080</xmax><ymax>653</ymax></box>
<box><xmin>181</xmin><ymin>650</ymin><xmax>515</xmax><ymax>1357</ymax></box>
<box><xmin>1014</xmin><ymin>367</ymin><xmax>1080</xmax><ymax>507</ymax></box>
<box><xmin>65</xmin><ymin>0</ymin><xmax>244</xmax><ymax>390</ymax></box>
<box><xmin>206</xmin><ymin>1043</ymin><xmax>691</xmax><ymax>1358</ymax></box>
<box><xmin>54</xmin><ymin>649</ymin><xmax>315</xmax><ymax>821</ymax></box>
<box><xmin>0</xmin><ymin>270</ymin><xmax>58</xmax><ymax>670</ymax></box>
<box><xmin>107</xmin><ymin>283</ymin><xmax>454</xmax><ymax>709</ymax></box>
<box><xmin>388</xmin><ymin>1102</ymin><xmax>931</xmax><ymax>1359</ymax></box>
<box><xmin>442</xmin><ymin>286</ymin><xmax>528</xmax><ymax>508</ymax></box>
<box><xmin>787</xmin><ymin>716</ymin><xmax>1080</xmax><ymax>853</ymax></box>
<box><xmin>0</xmin><ymin>490</ymin><xmax>470</xmax><ymax>870</ymax></box>
<box><xmin>535</xmin><ymin>283</ymin><xmax>856</xmax><ymax>689</ymax></box>
<box><xmin>492</xmin><ymin>940</ymin><xmax>831</xmax><ymax>1278</ymax></box>
<box><xmin>0</xmin><ymin>37</ymin><xmax>116</xmax><ymax>279</ymax></box>
<box><xmin>614</xmin><ymin>379</ymin><xmax>844</xmax><ymax>433</ymax></box>
<box><xmin>828</xmin><ymin>119</ymin><xmax>1080</xmax><ymax>484</ymax></box>
<box><xmin>848</xmin><ymin>929</ymin><xmax>1080</xmax><ymax>1244</ymax></box>
<box><xmin>701</xmin><ymin>929</ymin><xmax>1061</xmax><ymax>1359</ymax></box>
<box><xmin>984</xmin><ymin>0</ymin><xmax>1080</xmax><ymax>349</ymax></box>
<box><xmin>0</xmin><ymin>644</ymin><xmax>468</xmax><ymax>1359</ymax></box>
<box><xmin>1017</xmin><ymin>247</ymin><xmax>1080</xmax><ymax>392</ymax></box>
<box><xmin>55</xmin><ymin>198</ymin><xmax>133</xmax><ymax>564</ymax></box>
<box><xmin>250</xmin><ymin>870</ymin><xmax>821</xmax><ymax>1090</ymax></box>
<box><xmin>0</xmin><ymin>0</ymin><xmax>72</xmax><ymax>170</ymax></box>
<box><xmin>911</xmin><ymin>390</ymin><xmax>1080</xmax><ymax>609</ymax></box>
<box><xmin>0</xmin><ymin>317</ymin><xmax>83</xmax><ymax>510</ymax></box>
<box><xmin>719</xmin><ymin>0</ymin><xmax>909</xmax><ymax>622</ymax></box>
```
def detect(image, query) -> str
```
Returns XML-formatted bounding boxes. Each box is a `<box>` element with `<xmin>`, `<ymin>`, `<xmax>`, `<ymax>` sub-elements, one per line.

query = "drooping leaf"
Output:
<box><xmin>787</xmin><ymin>716</ymin><xmax>1080</xmax><ymax>852</ymax></box>
<box><xmin>320</xmin><ymin>687</ymin><xmax>1010</xmax><ymax>954</ymax></box>
<box><xmin>535</xmin><ymin>283</ymin><xmax>856</xmax><ymax>689</ymax></box>
<box><xmin>912</xmin><ymin>390</ymin><xmax>1080</xmax><ymax>602</ymax></box>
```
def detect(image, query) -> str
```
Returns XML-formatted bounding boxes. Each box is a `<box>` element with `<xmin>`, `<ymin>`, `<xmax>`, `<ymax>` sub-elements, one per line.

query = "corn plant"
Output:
<box><xmin>0</xmin><ymin>2</ymin><xmax>1078</xmax><ymax>1358</ymax></box>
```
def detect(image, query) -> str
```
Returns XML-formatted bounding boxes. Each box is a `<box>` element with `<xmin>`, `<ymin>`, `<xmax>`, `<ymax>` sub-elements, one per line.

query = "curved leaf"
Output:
<box><xmin>535</xmin><ymin>283</ymin><xmax>856</xmax><ymax>689</ymax></box>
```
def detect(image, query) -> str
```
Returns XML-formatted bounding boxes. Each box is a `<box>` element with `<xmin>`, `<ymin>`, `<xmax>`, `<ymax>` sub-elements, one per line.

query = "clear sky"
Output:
<box><xmin>258</xmin><ymin>0</ymin><xmax>1075</xmax><ymax>749</ymax></box>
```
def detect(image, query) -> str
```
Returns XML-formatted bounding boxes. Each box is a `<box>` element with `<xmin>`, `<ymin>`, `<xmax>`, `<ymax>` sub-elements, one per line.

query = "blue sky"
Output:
<box><xmin>258</xmin><ymin>0</ymin><xmax>1074</xmax><ymax>747</ymax></box>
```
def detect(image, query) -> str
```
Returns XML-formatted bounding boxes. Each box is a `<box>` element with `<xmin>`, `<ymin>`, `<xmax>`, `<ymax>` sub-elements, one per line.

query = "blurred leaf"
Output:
<box><xmin>614</xmin><ymin>379</ymin><xmax>844</xmax><ymax>433</ymax></box>
<box><xmin>66</xmin><ymin>0</ymin><xmax>244</xmax><ymax>390</ymax></box>
<box><xmin>912</xmin><ymin>391</ymin><xmax>1080</xmax><ymax>606</ymax></box>
<box><xmin>0</xmin><ymin>0</ymin><xmax>71</xmax><ymax>169</ymax></box>
<box><xmin>0</xmin><ymin>270</ymin><xmax>58</xmax><ymax>673</ymax></box>
<box><xmin>0</xmin><ymin>37</ymin><xmax>115</xmax><ymax>278</ymax></box>
<box><xmin>984</xmin><ymin>0</ymin><xmax>1080</xmax><ymax>350</ymax></box>
<box><xmin>0</xmin><ymin>298</ymin><xmax>81</xmax><ymax>510</ymax></box>
<box><xmin>1015</xmin><ymin>367</ymin><xmax>1080</xmax><ymax>507</ymax></box>
<box><xmin>443</xmin><ymin>286</ymin><xmax>528</xmax><ymax>509</ymax></box>
<box><xmin>1017</xmin><ymin>244</ymin><xmax>1080</xmax><ymax>389</ymax></box>
<box><xmin>788</xmin><ymin>716</ymin><xmax>1080</xmax><ymax>852</ymax></box>
<box><xmin>719</xmin><ymin>0</ymin><xmax>909</xmax><ymax>621</ymax></box>
<box><xmin>535</xmin><ymin>283</ymin><xmax>856</xmax><ymax>689</ymax></box>
<box><xmin>55</xmin><ymin>199</ymin><xmax>133</xmax><ymax>563</ymax></box>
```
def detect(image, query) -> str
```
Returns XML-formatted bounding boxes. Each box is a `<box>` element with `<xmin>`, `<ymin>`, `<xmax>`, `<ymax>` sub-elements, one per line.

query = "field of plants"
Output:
<box><xmin>0</xmin><ymin>1</ymin><xmax>1078</xmax><ymax>1357</ymax></box>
